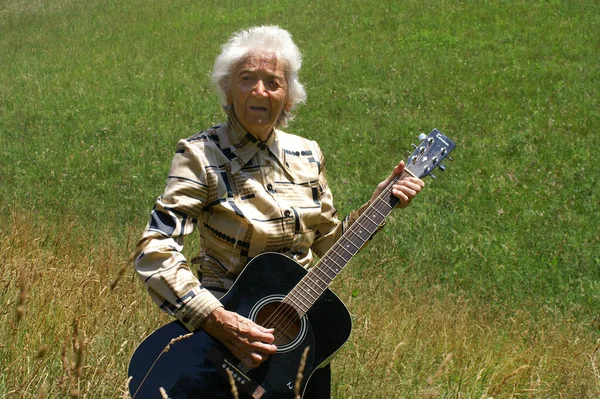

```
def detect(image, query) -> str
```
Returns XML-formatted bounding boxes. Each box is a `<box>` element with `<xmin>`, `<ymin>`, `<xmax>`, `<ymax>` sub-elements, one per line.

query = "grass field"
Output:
<box><xmin>1</xmin><ymin>0</ymin><xmax>599</xmax><ymax>397</ymax></box>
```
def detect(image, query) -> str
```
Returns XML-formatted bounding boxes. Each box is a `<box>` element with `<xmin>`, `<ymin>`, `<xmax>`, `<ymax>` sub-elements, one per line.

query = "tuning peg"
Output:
<box><xmin>418</xmin><ymin>133</ymin><xmax>427</xmax><ymax>141</ymax></box>
<box><xmin>439</xmin><ymin>164</ymin><xmax>446</xmax><ymax>171</ymax></box>
<box><xmin>430</xmin><ymin>174</ymin><xmax>437</xmax><ymax>179</ymax></box>
<box><xmin>412</xmin><ymin>143</ymin><xmax>418</xmax><ymax>149</ymax></box>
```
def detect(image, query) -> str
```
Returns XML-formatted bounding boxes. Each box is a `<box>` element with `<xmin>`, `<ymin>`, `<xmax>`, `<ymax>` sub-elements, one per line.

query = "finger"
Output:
<box><xmin>396</xmin><ymin>182</ymin><xmax>422</xmax><ymax>194</ymax></box>
<box><xmin>392</xmin><ymin>189</ymin><xmax>413</xmax><ymax>205</ymax></box>
<box><xmin>396</xmin><ymin>178</ymin><xmax>424</xmax><ymax>192</ymax></box>
<box><xmin>398</xmin><ymin>176</ymin><xmax>424</xmax><ymax>186</ymax></box>
<box><xmin>244</xmin><ymin>326</ymin><xmax>276</xmax><ymax>345</ymax></box>
<box><xmin>250</xmin><ymin>340</ymin><xmax>278</xmax><ymax>355</ymax></box>
<box><xmin>388</xmin><ymin>161</ymin><xmax>406</xmax><ymax>180</ymax></box>
<box><xmin>394</xmin><ymin>160</ymin><xmax>405</xmax><ymax>172</ymax></box>
<box><xmin>241</xmin><ymin>355</ymin><xmax>257</xmax><ymax>369</ymax></box>
<box><xmin>241</xmin><ymin>349</ymin><xmax>274</xmax><ymax>369</ymax></box>
<box><xmin>246</xmin><ymin>352</ymin><xmax>260</xmax><ymax>364</ymax></box>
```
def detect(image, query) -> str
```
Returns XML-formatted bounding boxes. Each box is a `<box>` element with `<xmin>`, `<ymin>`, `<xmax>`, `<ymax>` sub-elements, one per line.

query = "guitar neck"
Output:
<box><xmin>283</xmin><ymin>172</ymin><xmax>407</xmax><ymax>317</ymax></box>
<box><xmin>281</xmin><ymin>128</ymin><xmax>455</xmax><ymax>318</ymax></box>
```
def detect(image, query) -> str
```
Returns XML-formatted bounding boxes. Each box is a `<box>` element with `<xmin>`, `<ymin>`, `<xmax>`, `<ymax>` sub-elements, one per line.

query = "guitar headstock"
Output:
<box><xmin>406</xmin><ymin>129</ymin><xmax>455</xmax><ymax>179</ymax></box>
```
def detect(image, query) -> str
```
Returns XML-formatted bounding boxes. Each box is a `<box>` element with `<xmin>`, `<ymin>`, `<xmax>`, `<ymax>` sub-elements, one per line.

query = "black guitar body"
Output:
<box><xmin>128</xmin><ymin>252</ymin><xmax>352</xmax><ymax>398</ymax></box>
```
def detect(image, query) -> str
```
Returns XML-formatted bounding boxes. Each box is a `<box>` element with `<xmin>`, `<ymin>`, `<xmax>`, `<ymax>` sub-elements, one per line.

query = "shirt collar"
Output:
<box><xmin>225</xmin><ymin>112</ymin><xmax>285</xmax><ymax>174</ymax></box>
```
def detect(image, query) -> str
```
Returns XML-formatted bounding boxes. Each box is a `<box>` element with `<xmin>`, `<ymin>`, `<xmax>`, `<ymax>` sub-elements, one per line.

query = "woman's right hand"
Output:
<box><xmin>201</xmin><ymin>307</ymin><xmax>278</xmax><ymax>369</ymax></box>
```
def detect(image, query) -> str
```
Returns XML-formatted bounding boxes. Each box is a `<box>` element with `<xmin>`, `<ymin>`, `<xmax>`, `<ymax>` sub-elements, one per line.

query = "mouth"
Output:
<box><xmin>249</xmin><ymin>106</ymin><xmax>268</xmax><ymax>112</ymax></box>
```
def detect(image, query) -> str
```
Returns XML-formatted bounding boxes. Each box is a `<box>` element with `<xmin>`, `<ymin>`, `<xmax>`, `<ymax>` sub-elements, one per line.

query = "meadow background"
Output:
<box><xmin>1</xmin><ymin>0</ymin><xmax>599</xmax><ymax>397</ymax></box>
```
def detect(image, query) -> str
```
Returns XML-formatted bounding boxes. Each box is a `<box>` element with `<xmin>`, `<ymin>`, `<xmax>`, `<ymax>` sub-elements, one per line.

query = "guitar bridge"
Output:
<box><xmin>206</xmin><ymin>346</ymin><xmax>266</xmax><ymax>398</ymax></box>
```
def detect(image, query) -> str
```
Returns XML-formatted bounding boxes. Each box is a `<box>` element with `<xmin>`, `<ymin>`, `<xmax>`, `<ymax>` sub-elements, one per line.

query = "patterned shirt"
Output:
<box><xmin>133</xmin><ymin>117</ymin><xmax>371</xmax><ymax>332</ymax></box>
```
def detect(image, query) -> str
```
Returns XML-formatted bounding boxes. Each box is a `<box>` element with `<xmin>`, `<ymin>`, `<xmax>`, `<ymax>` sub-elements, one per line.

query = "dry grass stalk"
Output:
<box><xmin>121</xmin><ymin>377</ymin><xmax>133</xmax><ymax>399</ymax></box>
<box><xmin>2</xmin><ymin>209</ymin><xmax>600</xmax><ymax>397</ymax></box>
<box><xmin>6</xmin><ymin>343</ymin><xmax>52</xmax><ymax>396</ymax></box>
<box><xmin>57</xmin><ymin>320</ymin><xmax>87</xmax><ymax>397</ymax></box>
<box><xmin>110</xmin><ymin>262</ymin><xmax>129</xmax><ymax>291</ymax></box>
<box><xmin>422</xmin><ymin>353</ymin><xmax>453</xmax><ymax>399</ymax></box>
<box><xmin>131</xmin><ymin>333</ymin><xmax>194</xmax><ymax>398</ymax></box>
<box><xmin>59</xmin><ymin>342</ymin><xmax>70</xmax><ymax>390</ymax></box>
<box><xmin>590</xmin><ymin>341</ymin><xmax>600</xmax><ymax>390</ymax></box>
<box><xmin>427</xmin><ymin>353</ymin><xmax>453</xmax><ymax>385</ymax></box>
<box><xmin>36</xmin><ymin>382</ymin><xmax>48</xmax><ymax>399</ymax></box>
<box><xmin>294</xmin><ymin>346</ymin><xmax>310</xmax><ymax>399</ymax></box>
<box><xmin>385</xmin><ymin>341</ymin><xmax>405</xmax><ymax>378</ymax></box>
<box><xmin>159</xmin><ymin>387</ymin><xmax>171</xmax><ymax>399</ymax></box>
<box><xmin>36</xmin><ymin>345</ymin><xmax>50</xmax><ymax>359</ymax></box>
<box><xmin>15</xmin><ymin>267</ymin><xmax>29</xmax><ymax>325</ymax></box>
<box><xmin>226</xmin><ymin>369</ymin><xmax>240</xmax><ymax>399</ymax></box>
<box><xmin>489</xmin><ymin>365</ymin><xmax>530</xmax><ymax>397</ymax></box>
<box><xmin>74</xmin><ymin>337</ymin><xmax>86</xmax><ymax>379</ymax></box>
<box><xmin>593</xmin><ymin>340</ymin><xmax>600</xmax><ymax>356</ymax></box>
<box><xmin>163</xmin><ymin>332</ymin><xmax>194</xmax><ymax>353</ymax></box>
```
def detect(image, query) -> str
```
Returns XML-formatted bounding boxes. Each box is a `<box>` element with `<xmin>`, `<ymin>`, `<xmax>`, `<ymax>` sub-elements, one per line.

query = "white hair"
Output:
<box><xmin>212</xmin><ymin>26</ymin><xmax>307</xmax><ymax>127</ymax></box>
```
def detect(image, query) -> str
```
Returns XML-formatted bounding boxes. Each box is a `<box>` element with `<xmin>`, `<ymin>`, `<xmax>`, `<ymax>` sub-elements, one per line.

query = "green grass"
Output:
<box><xmin>1</xmin><ymin>0</ymin><xmax>599</xmax><ymax>397</ymax></box>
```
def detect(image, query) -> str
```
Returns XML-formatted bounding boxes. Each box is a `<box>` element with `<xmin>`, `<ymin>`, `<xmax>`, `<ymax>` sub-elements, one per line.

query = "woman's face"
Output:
<box><xmin>228</xmin><ymin>52</ymin><xmax>291</xmax><ymax>141</ymax></box>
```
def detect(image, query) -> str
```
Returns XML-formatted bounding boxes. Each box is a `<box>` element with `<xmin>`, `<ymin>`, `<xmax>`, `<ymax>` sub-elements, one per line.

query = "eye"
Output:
<box><xmin>267</xmin><ymin>79</ymin><xmax>280</xmax><ymax>89</ymax></box>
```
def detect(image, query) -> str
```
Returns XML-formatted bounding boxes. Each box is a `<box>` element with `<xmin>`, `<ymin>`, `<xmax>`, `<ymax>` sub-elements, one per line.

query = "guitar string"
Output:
<box><xmin>262</xmin><ymin>139</ymin><xmax>445</xmax><ymax>342</ymax></box>
<box><xmin>260</xmin><ymin>169</ymin><xmax>411</xmax><ymax>344</ymax></box>
<box><xmin>262</xmin><ymin>193</ymin><xmax>398</xmax><ymax>345</ymax></box>
<box><xmin>263</xmin><ymin>171</ymin><xmax>407</xmax><ymax>344</ymax></box>
<box><xmin>260</xmin><ymin>170</ymin><xmax>411</xmax><ymax>345</ymax></box>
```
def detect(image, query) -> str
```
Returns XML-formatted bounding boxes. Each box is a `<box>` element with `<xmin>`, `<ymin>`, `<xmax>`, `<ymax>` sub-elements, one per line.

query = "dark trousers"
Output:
<box><xmin>302</xmin><ymin>364</ymin><xmax>331</xmax><ymax>398</ymax></box>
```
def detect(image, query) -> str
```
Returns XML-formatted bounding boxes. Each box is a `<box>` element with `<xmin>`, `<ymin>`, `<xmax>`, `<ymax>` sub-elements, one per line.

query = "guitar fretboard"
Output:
<box><xmin>282</xmin><ymin>172</ymin><xmax>407</xmax><ymax>317</ymax></box>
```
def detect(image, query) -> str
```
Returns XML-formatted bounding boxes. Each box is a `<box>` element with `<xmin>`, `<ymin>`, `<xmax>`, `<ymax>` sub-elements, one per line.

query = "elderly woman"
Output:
<box><xmin>133</xmin><ymin>25</ymin><xmax>424</xmax><ymax>397</ymax></box>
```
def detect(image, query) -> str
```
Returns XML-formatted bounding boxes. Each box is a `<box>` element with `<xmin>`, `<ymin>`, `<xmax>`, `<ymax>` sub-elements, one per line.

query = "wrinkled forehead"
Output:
<box><xmin>233</xmin><ymin>51</ymin><xmax>288</xmax><ymax>77</ymax></box>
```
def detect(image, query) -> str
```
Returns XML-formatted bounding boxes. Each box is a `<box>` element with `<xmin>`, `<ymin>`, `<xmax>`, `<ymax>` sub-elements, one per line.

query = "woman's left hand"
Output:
<box><xmin>370</xmin><ymin>161</ymin><xmax>425</xmax><ymax>208</ymax></box>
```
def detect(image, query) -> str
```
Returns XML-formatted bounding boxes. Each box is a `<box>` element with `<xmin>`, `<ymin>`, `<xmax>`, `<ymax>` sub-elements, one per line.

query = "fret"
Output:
<box><xmin>369</xmin><ymin>205</ymin><xmax>387</xmax><ymax>218</ymax></box>
<box><xmin>336</xmin><ymin>241</ymin><xmax>356</xmax><ymax>257</ymax></box>
<box><xmin>330</xmin><ymin>245</ymin><xmax>352</xmax><ymax>263</ymax></box>
<box><xmin>345</xmin><ymin>235</ymin><xmax>365</xmax><ymax>251</ymax></box>
<box><xmin>360</xmin><ymin>213</ymin><xmax>381</xmax><ymax>230</ymax></box>
<box><xmin>283</xmin><ymin>296</ymin><xmax>309</xmax><ymax>315</ymax></box>
<box><xmin>319</xmin><ymin>259</ymin><xmax>341</xmax><ymax>276</ymax></box>
<box><xmin>347</xmin><ymin>227</ymin><xmax>370</xmax><ymax>246</ymax></box>
<box><xmin>307</xmin><ymin>270</ymin><xmax>329</xmax><ymax>290</ymax></box>
<box><xmin>322</xmin><ymin>253</ymin><xmax>343</xmax><ymax>269</ymax></box>
<box><xmin>375</xmin><ymin>201</ymin><xmax>394</xmax><ymax>214</ymax></box>
<box><xmin>292</xmin><ymin>283</ymin><xmax>316</xmax><ymax>304</ymax></box>
<box><xmin>288</xmin><ymin>289</ymin><xmax>312</xmax><ymax>310</ymax></box>
<box><xmin>357</xmin><ymin>217</ymin><xmax>377</xmax><ymax>232</ymax></box>
<box><xmin>340</xmin><ymin>236</ymin><xmax>360</xmax><ymax>251</ymax></box>
<box><xmin>351</xmin><ymin>220</ymin><xmax>376</xmax><ymax>237</ymax></box>
<box><xmin>296</xmin><ymin>284</ymin><xmax>319</xmax><ymax>302</ymax></box>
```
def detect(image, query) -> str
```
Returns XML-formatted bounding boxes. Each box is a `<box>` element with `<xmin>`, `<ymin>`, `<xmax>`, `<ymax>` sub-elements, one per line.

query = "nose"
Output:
<box><xmin>252</xmin><ymin>79</ymin><xmax>267</xmax><ymax>97</ymax></box>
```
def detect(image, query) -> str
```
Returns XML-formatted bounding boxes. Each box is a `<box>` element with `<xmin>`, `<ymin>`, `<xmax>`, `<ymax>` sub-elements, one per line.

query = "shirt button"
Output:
<box><xmin>267</xmin><ymin>183</ymin><xmax>273</xmax><ymax>191</ymax></box>
<box><xmin>182</xmin><ymin>316</ymin><xmax>190</xmax><ymax>323</ymax></box>
<box><xmin>284</xmin><ymin>210</ymin><xmax>291</xmax><ymax>217</ymax></box>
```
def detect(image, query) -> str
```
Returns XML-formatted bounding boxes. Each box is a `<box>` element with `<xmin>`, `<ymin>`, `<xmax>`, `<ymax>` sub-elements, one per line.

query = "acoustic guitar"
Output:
<box><xmin>128</xmin><ymin>129</ymin><xmax>456</xmax><ymax>398</ymax></box>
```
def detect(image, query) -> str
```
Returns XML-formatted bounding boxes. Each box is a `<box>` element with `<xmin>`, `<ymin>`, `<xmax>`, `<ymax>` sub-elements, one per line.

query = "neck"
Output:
<box><xmin>225</xmin><ymin>107</ymin><xmax>274</xmax><ymax>142</ymax></box>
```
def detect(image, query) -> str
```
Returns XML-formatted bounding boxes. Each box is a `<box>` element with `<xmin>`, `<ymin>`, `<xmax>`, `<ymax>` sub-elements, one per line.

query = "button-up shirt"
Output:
<box><xmin>133</xmin><ymin>118</ymin><xmax>371</xmax><ymax>332</ymax></box>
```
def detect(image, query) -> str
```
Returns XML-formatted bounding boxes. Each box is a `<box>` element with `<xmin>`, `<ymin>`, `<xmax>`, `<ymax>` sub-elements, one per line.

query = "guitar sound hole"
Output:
<box><xmin>255</xmin><ymin>302</ymin><xmax>301</xmax><ymax>347</ymax></box>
